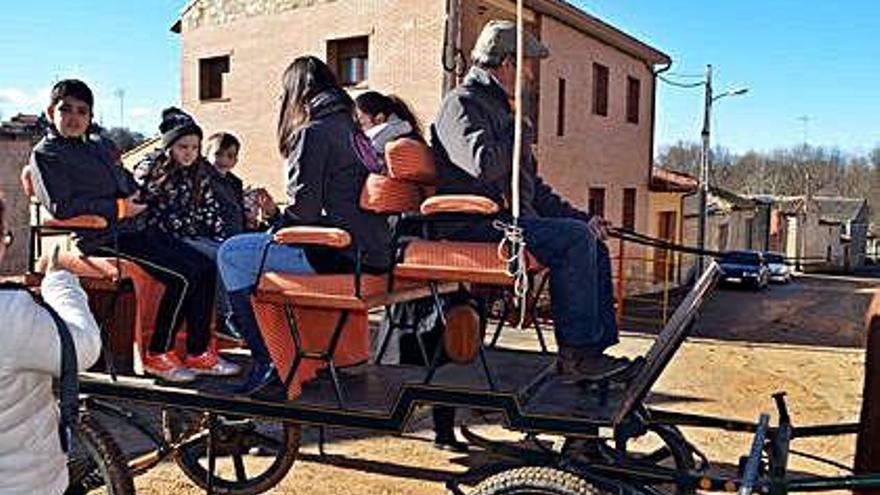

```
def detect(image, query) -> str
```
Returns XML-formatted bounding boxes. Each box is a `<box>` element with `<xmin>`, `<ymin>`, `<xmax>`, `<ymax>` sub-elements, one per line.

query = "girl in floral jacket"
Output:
<box><xmin>133</xmin><ymin>107</ymin><xmax>240</xmax><ymax>375</ymax></box>
<box><xmin>134</xmin><ymin>108</ymin><xmax>225</xmax><ymax>242</ymax></box>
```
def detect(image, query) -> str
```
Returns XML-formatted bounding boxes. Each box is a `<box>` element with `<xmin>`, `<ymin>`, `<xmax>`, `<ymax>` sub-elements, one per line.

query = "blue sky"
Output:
<box><xmin>1</xmin><ymin>1</ymin><xmax>878</xmax><ymax>155</ymax></box>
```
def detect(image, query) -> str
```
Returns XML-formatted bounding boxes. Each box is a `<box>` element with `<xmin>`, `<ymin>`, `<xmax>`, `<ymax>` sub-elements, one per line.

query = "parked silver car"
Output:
<box><xmin>764</xmin><ymin>252</ymin><xmax>792</xmax><ymax>283</ymax></box>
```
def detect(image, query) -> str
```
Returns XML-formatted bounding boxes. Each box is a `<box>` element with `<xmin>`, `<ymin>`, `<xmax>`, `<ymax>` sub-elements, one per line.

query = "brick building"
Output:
<box><xmin>173</xmin><ymin>0</ymin><xmax>670</xmax><ymax>239</ymax></box>
<box><xmin>0</xmin><ymin>114</ymin><xmax>41</xmax><ymax>274</ymax></box>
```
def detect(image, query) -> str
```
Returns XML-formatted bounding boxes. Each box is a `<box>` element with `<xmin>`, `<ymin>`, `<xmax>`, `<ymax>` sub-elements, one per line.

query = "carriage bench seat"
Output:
<box><xmin>32</xmin><ymin>215</ymin><xmax>167</xmax><ymax>375</ymax></box>
<box><xmin>250</xmin><ymin>226</ymin><xmax>455</xmax><ymax>402</ymax></box>
<box><xmin>392</xmin><ymin>195</ymin><xmax>549</xmax><ymax>356</ymax></box>
<box><xmin>393</xmin><ymin>195</ymin><xmax>543</xmax><ymax>286</ymax></box>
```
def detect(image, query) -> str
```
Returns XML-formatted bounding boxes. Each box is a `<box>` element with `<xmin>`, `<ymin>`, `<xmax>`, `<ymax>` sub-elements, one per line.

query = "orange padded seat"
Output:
<box><xmin>256</xmin><ymin>272</ymin><xmax>388</xmax><ymax>310</ymax></box>
<box><xmin>273</xmin><ymin>226</ymin><xmax>351</xmax><ymax>248</ymax></box>
<box><xmin>42</xmin><ymin>215</ymin><xmax>109</xmax><ymax>230</ymax></box>
<box><xmin>360</xmin><ymin>174</ymin><xmax>425</xmax><ymax>214</ymax></box>
<box><xmin>385</xmin><ymin>138</ymin><xmax>436</xmax><ymax>184</ymax></box>
<box><xmin>255</xmin><ymin>272</ymin><xmax>438</xmax><ymax>310</ymax></box>
<box><xmin>420</xmin><ymin>194</ymin><xmax>500</xmax><ymax>216</ymax></box>
<box><xmin>252</xmin><ymin>301</ymin><xmax>370</xmax><ymax>399</ymax></box>
<box><xmin>394</xmin><ymin>240</ymin><xmax>540</xmax><ymax>286</ymax></box>
<box><xmin>253</xmin><ymin>271</ymin><xmax>449</xmax><ymax>399</ymax></box>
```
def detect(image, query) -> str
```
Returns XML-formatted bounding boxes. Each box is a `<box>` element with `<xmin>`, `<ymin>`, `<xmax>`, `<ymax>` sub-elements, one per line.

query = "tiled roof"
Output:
<box><xmin>814</xmin><ymin>196</ymin><xmax>868</xmax><ymax>224</ymax></box>
<box><xmin>650</xmin><ymin>167</ymin><xmax>698</xmax><ymax>193</ymax></box>
<box><xmin>709</xmin><ymin>186</ymin><xmax>755</xmax><ymax>210</ymax></box>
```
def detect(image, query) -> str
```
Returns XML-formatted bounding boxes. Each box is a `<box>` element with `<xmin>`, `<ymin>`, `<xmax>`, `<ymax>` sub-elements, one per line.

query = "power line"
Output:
<box><xmin>658</xmin><ymin>74</ymin><xmax>705</xmax><ymax>89</ymax></box>
<box><xmin>666</xmin><ymin>71</ymin><xmax>705</xmax><ymax>79</ymax></box>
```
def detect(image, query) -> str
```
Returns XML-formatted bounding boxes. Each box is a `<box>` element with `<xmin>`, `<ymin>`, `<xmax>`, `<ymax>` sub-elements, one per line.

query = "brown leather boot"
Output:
<box><xmin>557</xmin><ymin>346</ymin><xmax>633</xmax><ymax>381</ymax></box>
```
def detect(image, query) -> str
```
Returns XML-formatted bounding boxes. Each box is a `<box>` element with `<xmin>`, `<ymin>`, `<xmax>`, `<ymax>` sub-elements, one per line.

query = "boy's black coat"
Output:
<box><xmin>29</xmin><ymin>131</ymin><xmax>142</xmax><ymax>253</ymax></box>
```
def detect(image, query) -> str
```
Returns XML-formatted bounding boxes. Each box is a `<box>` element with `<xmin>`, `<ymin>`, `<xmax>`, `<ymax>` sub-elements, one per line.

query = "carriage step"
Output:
<box><xmin>564</xmin><ymin>357</ymin><xmax>646</xmax><ymax>389</ymax></box>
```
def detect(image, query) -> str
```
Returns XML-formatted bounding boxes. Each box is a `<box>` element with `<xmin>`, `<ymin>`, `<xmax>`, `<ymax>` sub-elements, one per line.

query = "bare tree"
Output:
<box><xmin>103</xmin><ymin>127</ymin><xmax>147</xmax><ymax>153</ymax></box>
<box><xmin>655</xmin><ymin>141</ymin><xmax>876</xmax><ymax>200</ymax></box>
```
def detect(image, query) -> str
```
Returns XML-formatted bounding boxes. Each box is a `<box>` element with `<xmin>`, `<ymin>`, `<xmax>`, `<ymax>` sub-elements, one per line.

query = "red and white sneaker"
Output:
<box><xmin>185</xmin><ymin>350</ymin><xmax>242</xmax><ymax>377</ymax></box>
<box><xmin>143</xmin><ymin>351</ymin><xmax>197</xmax><ymax>383</ymax></box>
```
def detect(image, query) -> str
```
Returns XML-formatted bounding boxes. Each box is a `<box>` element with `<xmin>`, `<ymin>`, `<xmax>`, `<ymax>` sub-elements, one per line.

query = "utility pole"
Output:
<box><xmin>696</xmin><ymin>65</ymin><xmax>748</xmax><ymax>276</ymax></box>
<box><xmin>697</xmin><ymin>64</ymin><xmax>713</xmax><ymax>276</ymax></box>
<box><xmin>797</xmin><ymin>115</ymin><xmax>809</xmax><ymax>149</ymax></box>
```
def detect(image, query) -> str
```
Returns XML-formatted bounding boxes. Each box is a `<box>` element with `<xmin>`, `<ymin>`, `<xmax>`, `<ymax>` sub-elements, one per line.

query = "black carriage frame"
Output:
<box><xmin>69</xmin><ymin>261</ymin><xmax>880</xmax><ymax>495</ymax></box>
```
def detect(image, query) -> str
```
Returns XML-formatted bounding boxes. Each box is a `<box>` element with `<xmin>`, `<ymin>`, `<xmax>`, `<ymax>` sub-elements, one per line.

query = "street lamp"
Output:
<box><xmin>696</xmin><ymin>64</ymin><xmax>748</xmax><ymax>275</ymax></box>
<box><xmin>112</xmin><ymin>88</ymin><xmax>125</xmax><ymax>128</ymax></box>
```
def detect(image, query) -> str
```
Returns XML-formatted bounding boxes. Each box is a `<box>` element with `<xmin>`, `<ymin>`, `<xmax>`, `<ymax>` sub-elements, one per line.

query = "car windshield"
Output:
<box><xmin>721</xmin><ymin>252</ymin><xmax>762</xmax><ymax>265</ymax></box>
<box><xmin>765</xmin><ymin>253</ymin><xmax>784</xmax><ymax>264</ymax></box>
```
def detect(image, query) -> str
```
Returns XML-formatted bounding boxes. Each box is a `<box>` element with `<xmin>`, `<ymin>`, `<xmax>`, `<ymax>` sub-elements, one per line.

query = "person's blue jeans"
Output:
<box><xmin>519</xmin><ymin>217</ymin><xmax>618</xmax><ymax>350</ymax></box>
<box><xmin>218</xmin><ymin>233</ymin><xmax>315</xmax><ymax>292</ymax></box>
<box><xmin>217</xmin><ymin>232</ymin><xmax>315</xmax><ymax>365</ymax></box>
<box><xmin>448</xmin><ymin>217</ymin><xmax>618</xmax><ymax>351</ymax></box>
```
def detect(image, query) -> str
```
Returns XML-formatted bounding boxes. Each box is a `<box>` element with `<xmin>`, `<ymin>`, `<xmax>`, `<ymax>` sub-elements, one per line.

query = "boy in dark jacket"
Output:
<box><xmin>432</xmin><ymin>21</ymin><xmax>625</xmax><ymax>381</ymax></box>
<box><xmin>29</xmin><ymin>80</ymin><xmax>238</xmax><ymax>382</ymax></box>
<box><xmin>203</xmin><ymin>132</ymin><xmax>279</xmax><ymax>236</ymax></box>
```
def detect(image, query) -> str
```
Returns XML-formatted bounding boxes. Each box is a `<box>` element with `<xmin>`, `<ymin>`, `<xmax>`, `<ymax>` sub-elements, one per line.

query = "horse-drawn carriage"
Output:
<box><xmin>19</xmin><ymin>132</ymin><xmax>880</xmax><ymax>495</ymax></box>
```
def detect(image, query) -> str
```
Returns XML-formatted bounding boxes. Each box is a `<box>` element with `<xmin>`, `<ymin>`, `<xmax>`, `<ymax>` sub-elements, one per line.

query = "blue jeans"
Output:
<box><xmin>218</xmin><ymin>232</ymin><xmax>315</xmax><ymax>293</ymax></box>
<box><xmin>520</xmin><ymin>217</ymin><xmax>618</xmax><ymax>350</ymax></box>
<box><xmin>450</xmin><ymin>217</ymin><xmax>618</xmax><ymax>350</ymax></box>
<box><xmin>217</xmin><ymin>232</ymin><xmax>315</xmax><ymax>366</ymax></box>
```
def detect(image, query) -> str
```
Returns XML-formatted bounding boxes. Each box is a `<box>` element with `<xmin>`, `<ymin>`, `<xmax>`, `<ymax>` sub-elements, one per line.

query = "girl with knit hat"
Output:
<box><xmin>134</xmin><ymin>107</ymin><xmax>227</xmax><ymax>242</ymax></box>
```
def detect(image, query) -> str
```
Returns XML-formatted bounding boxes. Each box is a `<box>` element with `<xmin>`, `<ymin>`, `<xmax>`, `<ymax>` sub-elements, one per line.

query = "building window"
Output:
<box><xmin>556</xmin><ymin>77</ymin><xmax>566</xmax><ymax>137</ymax></box>
<box><xmin>199</xmin><ymin>55</ymin><xmax>229</xmax><ymax>101</ymax></box>
<box><xmin>622</xmin><ymin>188</ymin><xmax>637</xmax><ymax>230</ymax></box>
<box><xmin>588</xmin><ymin>187</ymin><xmax>606</xmax><ymax>217</ymax></box>
<box><xmin>327</xmin><ymin>36</ymin><xmax>369</xmax><ymax>87</ymax></box>
<box><xmin>626</xmin><ymin>76</ymin><xmax>640</xmax><ymax>124</ymax></box>
<box><xmin>592</xmin><ymin>63</ymin><xmax>609</xmax><ymax>117</ymax></box>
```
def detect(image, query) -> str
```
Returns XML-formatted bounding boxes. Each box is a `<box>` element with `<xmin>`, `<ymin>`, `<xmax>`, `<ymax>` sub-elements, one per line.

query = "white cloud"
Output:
<box><xmin>130</xmin><ymin>107</ymin><xmax>153</xmax><ymax>118</ymax></box>
<box><xmin>0</xmin><ymin>87</ymin><xmax>47</xmax><ymax>115</ymax></box>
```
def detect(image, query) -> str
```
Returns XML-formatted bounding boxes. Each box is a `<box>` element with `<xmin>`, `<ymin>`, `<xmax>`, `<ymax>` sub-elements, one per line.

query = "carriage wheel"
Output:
<box><xmin>471</xmin><ymin>466</ymin><xmax>608</xmax><ymax>495</ymax></box>
<box><xmin>65</xmin><ymin>414</ymin><xmax>135</xmax><ymax>495</ymax></box>
<box><xmin>565</xmin><ymin>424</ymin><xmax>697</xmax><ymax>495</ymax></box>
<box><xmin>618</xmin><ymin>424</ymin><xmax>697</xmax><ymax>495</ymax></box>
<box><xmin>161</xmin><ymin>408</ymin><xmax>300</xmax><ymax>495</ymax></box>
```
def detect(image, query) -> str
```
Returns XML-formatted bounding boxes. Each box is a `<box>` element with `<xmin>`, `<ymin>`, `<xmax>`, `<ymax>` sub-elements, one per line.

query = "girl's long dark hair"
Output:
<box><xmin>277</xmin><ymin>56</ymin><xmax>346</xmax><ymax>158</ymax></box>
<box><xmin>355</xmin><ymin>91</ymin><xmax>423</xmax><ymax>140</ymax></box>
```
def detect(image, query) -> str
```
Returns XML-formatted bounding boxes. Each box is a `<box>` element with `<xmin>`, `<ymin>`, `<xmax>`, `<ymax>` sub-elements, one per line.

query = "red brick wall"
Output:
<box><xmin>535</xmin><ymin>15</ymin><xmax>654</xmax><ymax>236</ymax></box>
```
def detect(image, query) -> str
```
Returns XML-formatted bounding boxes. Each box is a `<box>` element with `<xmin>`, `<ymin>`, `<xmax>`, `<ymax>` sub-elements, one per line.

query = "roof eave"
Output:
<box><xmin>529</xmin><ymin>0</ymin><xmax>671</xmax><ymax>65</ymax></box>
<box><xmin>170</xmin><ymin>0</ymin><xmax>201</xmax><ymax>34</ymax></box>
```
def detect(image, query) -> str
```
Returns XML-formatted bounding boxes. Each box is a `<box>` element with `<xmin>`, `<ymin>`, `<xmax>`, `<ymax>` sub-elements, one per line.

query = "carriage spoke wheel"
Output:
<box><xmin>66</xmin><ymin>414</ymin><xmax>135</xmax><ymax>495</ymax></box>
<box><xmin>162</xmin><ymin>408</ymin><xmax>300</xmax><ymax>495</ymax></box>
<box><xmin>471</xmin><ymin>466</ymin><xmax>611</xmax><ymax>495</ymax></box>
<box><xmin>563</xmin><ymin>424</ymin><xmax>698</xmax><ymax>495</ymax></box>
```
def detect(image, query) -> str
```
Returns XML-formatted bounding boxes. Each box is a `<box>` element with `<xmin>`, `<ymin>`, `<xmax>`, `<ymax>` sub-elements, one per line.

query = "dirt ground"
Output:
<box><xmin>126</xmin><ymin>273</ymin><xmax>878</xmax><ymax>494</ymax></box>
